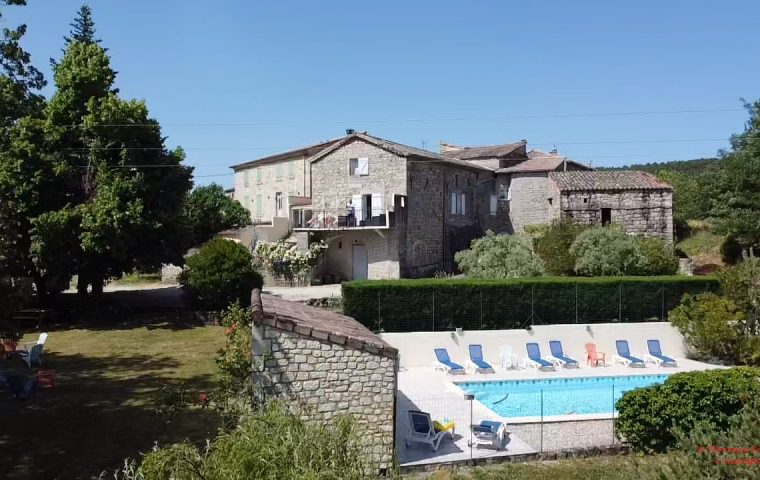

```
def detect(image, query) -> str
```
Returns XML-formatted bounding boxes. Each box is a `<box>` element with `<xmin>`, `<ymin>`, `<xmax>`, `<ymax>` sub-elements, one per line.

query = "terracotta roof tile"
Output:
<box><xmin>442</xmin><ymin>142</ymin><xmax>526</xmax><ymax>160</ymax></box>
<box><xmin>550</xmin><ymin>171</ymin><xmax>673</xmax><ymax>191</ymax></box>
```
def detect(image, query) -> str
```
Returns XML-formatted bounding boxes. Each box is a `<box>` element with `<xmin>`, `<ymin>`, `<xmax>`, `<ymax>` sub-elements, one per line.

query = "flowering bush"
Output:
<box><xmin>254</xmin><ymin>240</ymin><xmax>327</xmax><ymax>285</ymax></box>
<box><xmin>216</xmin><ymin>302</ymin><xmax>252</xmax><ymax>389</ymax></box>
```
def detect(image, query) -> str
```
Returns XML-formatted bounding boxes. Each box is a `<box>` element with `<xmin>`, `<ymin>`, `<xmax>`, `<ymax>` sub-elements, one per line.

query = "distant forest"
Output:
<box><xmin>600</xmin><ymin>157</ymin><xmax>722</xmax><ymax>174</ymax></box>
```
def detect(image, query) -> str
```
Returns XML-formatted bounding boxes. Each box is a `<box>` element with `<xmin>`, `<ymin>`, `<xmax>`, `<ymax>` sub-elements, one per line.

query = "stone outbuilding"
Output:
<box><xmin>250</xmin><ymin>289</ymin><xmax>398</xmax><ymax>473</ymax></box>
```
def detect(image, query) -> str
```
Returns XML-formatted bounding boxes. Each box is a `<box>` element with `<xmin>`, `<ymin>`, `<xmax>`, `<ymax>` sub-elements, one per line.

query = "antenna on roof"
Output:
<box><xmin>421</xmin><ymin>139</ymin><xmax>428</xmax><ymax>150</ymax></box>
<box><xmin>346</xmin><ymin>128</ymin><xmax>355</xmax><ymax>135</ymax></box>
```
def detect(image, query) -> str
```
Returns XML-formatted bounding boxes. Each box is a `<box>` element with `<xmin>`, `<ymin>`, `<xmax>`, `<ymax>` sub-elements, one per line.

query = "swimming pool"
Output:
<box><xmin>457</xmin><ymin>374</ymin><xmax>670</xmax><ymax>419</ymax></box>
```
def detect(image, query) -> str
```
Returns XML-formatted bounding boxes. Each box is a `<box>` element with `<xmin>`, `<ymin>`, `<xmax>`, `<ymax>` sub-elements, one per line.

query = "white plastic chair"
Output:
<box><xmin>20</xmin><ymin>332</ymin><xmax>47</xmax><ymax>368</ymax></box>
<box><xmin>499</xmin><ymin>345</ymin><xmax>519</xmax><ymax>370</ymax></box>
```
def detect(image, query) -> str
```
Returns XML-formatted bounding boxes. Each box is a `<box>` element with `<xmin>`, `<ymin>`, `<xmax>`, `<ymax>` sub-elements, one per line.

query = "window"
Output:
<box><xmin>255</xmin><ymin>194</ymin><xmax>263</xmax><ymax>218</ymax></box>
<box><xmin>601</xmin><ymin>208</ymin><xmax>612</xmax><ymax>226</ymax></box>
<box><xmin>256</xmin><ymin>168</ymin><xmax>262</xmax><ymax>184</ymax></box>
<box><xmin>275</xmin><ymin>163</ymin><xmax>283</xmax><ymax>181</ymax></box>
<box><xmin>490</xmin><ymin>195</ymin><xmax>498</xmax><ymax>216</ymax></box>
<box><xmin>288</xmin><ymin>160</ymin><xmax>296</xmax><ymax>178</ymax></box>
<box><xmin>548</xmin><ymin>197</ymin><xmax>553</xmax><ymax>206</ymax></box>
<box><xmin>450</xmin><ymin>192</ymin><xmax>466</xmax><ymax>215</ymax></box>
<box><xmin>243</xmin><ymin>195</ymin><xmax>250</xmax><ymax>211</ymax></box>
<box><xmin>244</xmin><ymin>170</ymin><xmax>249</xmax><ymax>187</ymax></box>
<box><xmin>349</xmin><ymin>157</ymin><xmax>369</xmax><ymax>176</ymax></box>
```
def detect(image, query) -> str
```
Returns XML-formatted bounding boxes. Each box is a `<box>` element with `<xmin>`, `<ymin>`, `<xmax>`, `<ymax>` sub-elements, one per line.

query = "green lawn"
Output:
<box><xmin>406</xmin><ymin>455</ymin><xmax>663</xmax><ymax>480</ymax></box>
<box><xmin>0</xmin><ymin>318</ymin><xmax>224</xmax><ymax>480</ymax></box>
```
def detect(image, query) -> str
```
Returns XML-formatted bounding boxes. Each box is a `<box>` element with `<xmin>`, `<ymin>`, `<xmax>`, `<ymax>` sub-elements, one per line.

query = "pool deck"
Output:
<box><xmin>396</xmin><ymin>358</ymin><xmax>721</xmax><ymax>466</ymax></box>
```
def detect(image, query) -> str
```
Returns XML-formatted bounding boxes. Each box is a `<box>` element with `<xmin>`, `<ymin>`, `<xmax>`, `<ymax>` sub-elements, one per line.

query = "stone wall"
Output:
<box><xmin>313</xmin><ymin>230</ymin><xmax>401</xmax><ymax>281</ymax></box>
<box><xmin>251</xmin><ymin>295</ymin><xmax>398</xmax><ymax>472</ymax></box>
<box><xmin>508</xmin><ymin>173</ymin><xmax>558</xmax><ymax>232</ymax></box>
<box><xmin>234</xmin><ymin>154</ymin><xmax>310</xmax><ymax>223</ymax></box>
<box><xmin>558</xmin><ymin>189</ymin><xmax>673</xmax><ymax>240</ymax></box>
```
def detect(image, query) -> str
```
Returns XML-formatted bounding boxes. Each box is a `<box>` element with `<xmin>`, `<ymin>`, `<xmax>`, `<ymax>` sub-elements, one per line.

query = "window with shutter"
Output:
<box><xmin>256</xmin><ymin>168</ymin><xmax>262</xmax><ymax>184</ymax></box>
<box><xmin>490</xmin><ymin>195</ymin><xmax>498</xmax><ymax>216</ymax></box>
<box><xmin>244</xmin><ymin>170</ymin><xmax>249</xmax><ymax>187</ymax></box>
<box><xmin>450</xmin><ymin>192</ymin><xmax>457</xmax><ymax>214</ymax></box>
<box><xmin>256</xmin><ymin>195</ymin><xmax>263</xmax><ymax>218</ymax></box>
<box><xmin>460</xmin><ymin>193</ymin><xmax>466</xmax><ymax>215</ymax></box>
<box><xmin>288</xmin><ymin>160</ymin><xmax>296</xmax><ymax>178</ymax></box>
<box><xmin>275</xmin><ymin>164</ymin><xmax>283</xmax><ymax>181</ymax></box>
<box><xmin>357</xmin><ymin>157</ymin><xmax>369</xmax><ymax>176</ymax></box>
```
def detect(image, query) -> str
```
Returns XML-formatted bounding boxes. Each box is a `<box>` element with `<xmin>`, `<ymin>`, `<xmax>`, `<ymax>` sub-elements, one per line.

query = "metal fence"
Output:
<box><xmin>397</xmin><ymin>381</ymin><xmax>632</xmax><ymax>467</ymax></box>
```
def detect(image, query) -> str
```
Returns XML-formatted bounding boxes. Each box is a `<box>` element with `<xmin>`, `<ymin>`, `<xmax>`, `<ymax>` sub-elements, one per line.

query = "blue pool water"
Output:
<box><xmin>457</xmin><ymin>374</ymin><xmax>670</xmax><ymax>418</ymax></box>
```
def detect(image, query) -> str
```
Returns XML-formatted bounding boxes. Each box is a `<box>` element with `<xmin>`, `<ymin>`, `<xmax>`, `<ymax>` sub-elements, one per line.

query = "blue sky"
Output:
<box><xmin>4</xmin><ymin>1</ymin><xmax>758</xmax><ymax>187</ymax></box>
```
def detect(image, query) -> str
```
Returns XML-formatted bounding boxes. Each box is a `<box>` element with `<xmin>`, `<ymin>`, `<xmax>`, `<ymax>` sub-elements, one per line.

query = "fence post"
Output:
<box><xmin>531</xmin><ymin>284</ymin><xmax>535</xmax><ymax>326</ymax></box>
<box><xmin>661</xmin><ymin>286</ymin><xmax>665</xmax><ymax>321</ymax></box>
<box><xmin>612</xmin><ymin>384</ymin><xmax>616</xmax><ymax>445</ymax></box>
<box><xmin>575</xmin><ymin>283</ymin><xmax>579</xmax><ymax>323</ymax></box>
<box><xmin>540</xmin><ymin>389</ymin><xmax>544</xmax><ymax>453</ymax></box>
<box><xmin>432</xmin><ymin>291</ymin><xmax>435</xmax><ymax>332</ymax></box>
<box><xmin>377</xmin><ymin>290</ymin><xmax>382</xmax><ymax>331</ymax></box>
<box><xmin>480</xmin><ymin>290</ymin><xmax>483</xmax><ymax>330</ymax></box>
<box><xmin>618</xmin><ymin>283</ymin><xmax>622</xmax><ymax>321</ymax></box>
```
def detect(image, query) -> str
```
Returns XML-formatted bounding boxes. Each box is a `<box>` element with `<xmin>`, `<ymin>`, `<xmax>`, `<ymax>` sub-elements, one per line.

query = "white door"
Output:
<box><xmin>352</xmin><ymin>244</ymin><xmax>368</xmax><ymax>280</ymax></box>
<box><xmin>351</xmin><ymin>194</ymin><xmax>363</xmax><ymax>226</ymax></box>
<box><xmin>275</xmin><ymin>192</ymin><xmax>284</xmax><ymax>217</ymax></box>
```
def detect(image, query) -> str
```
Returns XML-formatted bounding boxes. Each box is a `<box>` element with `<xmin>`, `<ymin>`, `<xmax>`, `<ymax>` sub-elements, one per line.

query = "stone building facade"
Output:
<box><xmin>250</xmin><ymin>290</ymin><xmax>398</xmax><ymax>473</ymax></box>
<box><xmin>231</xmin><ymin>132</ymin><xmax>674</xmax><ymax>280</ymax></box>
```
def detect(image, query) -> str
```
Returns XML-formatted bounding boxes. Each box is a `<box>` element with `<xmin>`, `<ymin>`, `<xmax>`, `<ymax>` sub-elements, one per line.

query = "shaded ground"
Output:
<box><xmin>0</xmin><ymin>310</ymin><xmax>224</xmax><ymax>480</ymax></box>
<box><xmin>677</xmin><ymin>225</ymin><xmax>724</xmax><ymax>272</ymax></box>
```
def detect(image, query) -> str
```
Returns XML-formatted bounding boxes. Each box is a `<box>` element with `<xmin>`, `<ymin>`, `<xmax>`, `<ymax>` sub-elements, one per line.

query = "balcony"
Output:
<box><xmin>292</xmin><ymin>208</ymin><xmax>395</xmax><ymax>231</ymax></box>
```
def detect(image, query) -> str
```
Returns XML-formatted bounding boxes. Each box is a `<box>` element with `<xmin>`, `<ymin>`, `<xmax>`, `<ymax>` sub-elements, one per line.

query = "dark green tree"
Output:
<box><xmin>64</xmin><ymin>4</ymin><xmax>101</xmax><ymax>46</ymax></box>
<box><xmin>184</xmin><ymin>184</ymin><xmax>252</xmax><ymax>246</ymax></box>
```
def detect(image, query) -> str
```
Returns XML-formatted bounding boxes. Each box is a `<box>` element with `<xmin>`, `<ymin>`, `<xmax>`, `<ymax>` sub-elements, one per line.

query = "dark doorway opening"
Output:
<box><xmin>601</xmin><ymin>208</ymin><xmax>612</xmax><ymax>226</ymax></box>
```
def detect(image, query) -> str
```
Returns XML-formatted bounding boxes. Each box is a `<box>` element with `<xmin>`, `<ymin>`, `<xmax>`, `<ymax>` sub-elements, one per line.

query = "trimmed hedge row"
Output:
<box><xmin>341</xmin><ymin>276</ymin><xmax>719</xmax><ymax>332</ymax></box>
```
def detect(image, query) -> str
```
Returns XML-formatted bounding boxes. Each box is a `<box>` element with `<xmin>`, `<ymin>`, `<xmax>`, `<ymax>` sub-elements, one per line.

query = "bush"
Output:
<box><xmin>668</xmin><ymin>292</ymin><xmax>745</xmax><ymax>363</ymax></box>
<box><xmin>649</xmin><ymin>395</ymin><xmax>760</xmax><ymax>479</ymax></box>
<box><xmin>116</xmin><ymin>402</ymin><xmax>366</xmax><ymax>480</ymax></box>
<box><xmin>216</xmin><ymin>302</ymin><xmax>253</xmax><ymax>389</ymax></box>
<box><xmin>570</xmin><ymin>226</ymin><xmax>642</xmax><ymax>276</ymax></box>
<box><xmin>455</xmin><ymin>231</ymin><xmax>544</xmax><ymax>278</ymax></box>
<box><xmin>342</xmin><ymin>276</ymin><xmax>719</xmax><ymax>332</ymax></box>
<box><xmin>532</xmin><ymin>220</ymin><xmax>587</xmax><ymax>276</ymax></box>
<box><xmin>615</xmin><ymin>367</ymin><xmax>760</xmax><ymax>453</ymax></box>
<box><xmin>254</xmin><ymin>239</ymin><xmax>327</xmax><ymax>286</ymax></box>
<box><xmin>635</xmin><ymin>237</ymin><xmax>679</xmax><ymax>275</ymax></box>
<box><xmin>180</xmin><ymin>239</ymin><xmax>263</xmax><ymax>310</ymax></box>
<box><xmin>720</xmin><ymin>235</ymin><xmax>744</xmax><ymax>265</ymax></box>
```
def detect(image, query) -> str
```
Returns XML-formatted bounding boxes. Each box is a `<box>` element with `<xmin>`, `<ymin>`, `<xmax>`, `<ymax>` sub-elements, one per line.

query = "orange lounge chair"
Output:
<box><xmin>585</xmin><ymin>342</ymin><xmax>606</xmax><ymax>367</ymax></box>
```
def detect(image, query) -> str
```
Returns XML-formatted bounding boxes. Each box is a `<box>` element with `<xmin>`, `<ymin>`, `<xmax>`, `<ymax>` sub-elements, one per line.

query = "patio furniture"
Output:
<box><xmin>20</xmin><ymin>344</ymin><xmax>44</xmax><ymax>368</ymax></box>
<box><xmin>499</xmin><ymin>345</ymin><xmax>519</xmax><ymax>370</ymax></box>
<box><xmin>585</xmin><ymin>343</ymin><xmax>606</xmax><ymax>367</ymax></box>
<box><xmin>468</xmin><ymin>420</ymin><xmax>509</xmax><ymax>450</ymax></box>
<box><xmin>645</xmin><ymin>339</ymin><xmax>678</xmax><ymax>367</ymax></box>
<box><xmin>23</xmin><ymin>332</ymin><xmax>47</xmax><ymax>351</ymax></box>
<box><xmin>613</xmin><ymin>340</ymin><xmax>646</xmax><ymax>367</ymax></box>
<box><xmin>37</xmin><ymin>369</ymin><xmax>56</xmax><ymax>388</ymax></box>
<box><xmin>433</xmin><ymin>348</ymin><xmax>465</xmax><ymax>374</ymax></box>
<box><xmin>467</xmin><ymin>344</ymin><xmax>494</xmax><ymax>373</ymax></box>
<box><xmin>547</xmin><ymin>340</ymin><xmax>580</xmax><ymax>368</ymax></box>
<box><xmin>523</xmin><ymin>343</ymin><xmax>555</xmax><ymax>371</ymax></box>
<box><xmin>405</xmin><ymin>410</ymin><xmax>454</xmax><ymax>451</ymax></box>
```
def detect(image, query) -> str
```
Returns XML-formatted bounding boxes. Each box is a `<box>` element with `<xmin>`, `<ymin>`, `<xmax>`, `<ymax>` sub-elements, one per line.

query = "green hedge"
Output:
<box><xmin>341</xmin><ymin>276</ymin><xmax>719</xmax><ymax>332</ymax></box>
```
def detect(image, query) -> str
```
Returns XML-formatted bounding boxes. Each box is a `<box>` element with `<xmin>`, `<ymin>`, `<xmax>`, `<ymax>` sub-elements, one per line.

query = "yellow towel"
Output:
<box><xmin>433</xmin><ymin>420</ymin><xmax>455</xmax><ymax>432</ymax></box>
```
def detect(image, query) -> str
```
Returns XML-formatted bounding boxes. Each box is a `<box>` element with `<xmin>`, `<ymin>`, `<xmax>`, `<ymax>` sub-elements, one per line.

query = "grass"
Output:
<box><xmin>112</xmin><ymin>271</ymin><xmax>163</xmax><ymax>285</ymax></box>
<box><xmin>677</xmin><ymin>223</ymin><xmax>725</xmax><ymax>270</ymax></box>
<box><xmin>0</xmin><ymin>312</ymin><xmax>224</xmax><ymax>480</ymax></box>
<box><xmin>406</xmin><ymin>455</ymin><xmax>664</xmax><ymax>480</ymax></box>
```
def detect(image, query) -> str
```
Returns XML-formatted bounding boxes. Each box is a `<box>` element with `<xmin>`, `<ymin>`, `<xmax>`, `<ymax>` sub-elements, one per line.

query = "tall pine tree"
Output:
<box><xmin>64</xmin><ymin>4</ymin><xmax>101</xmax><ymax>46</ymax></box>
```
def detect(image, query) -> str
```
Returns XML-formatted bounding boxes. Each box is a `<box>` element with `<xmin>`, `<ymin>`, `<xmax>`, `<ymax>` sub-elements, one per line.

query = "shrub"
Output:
<box><xmin>532</xmin><ymin>220</ymin><xmax>587</xmax><ymax>276</ymax></box>
<box><xmin>634</xmin><ymin>237</ymin><xmax>679</xmax><ymax>275</ymax></box>
<box><xmin>615</xmin><ymin>367</ymin><xmax>760</xmax><ymax>453</ymax></box>
<box><xmin>454</xmin><ymin>231</ymin><xmax>544</xmax><ymax>278</ymax></box>
<box><xmin>570</xmin><ymin>226</ymin><xmax>642</xmax><ymax>276</ymax></box>
<box><xmin>116</xmin><ymin>402</ymin><xmax>366</xmax><ymax>480</ymax></box>
<box><xmin>254</xmin><ymin>239</ymin><xmax>327</xmax><ymax>286</ymax></box>
<box><xmin>180</xmin><ymin>238</ymin><xmax>263</xmax><ymax>310</ymax></box>
<box><xmin>648</xmin><ymin>395</ymin><xmax>760</xmax><ymax>479</ymax></box>
<box><xmin>720</xmin><ymin>235</ymin><xmax>744</xmax><ymax>265</ymax></box>
<box><xmin>668</xmin><ymin>292</ymin><xmax>745</xmax><ymax>363</ymax></box>
<box><xmin>342</xmin><ymin>276</ymin><xmax>719</xmax><ymax>332</ymax></box>
<box><xmin>216</xmin><ymin>302</ymin><xmax>253</xmax><ymax>389</ymax></box>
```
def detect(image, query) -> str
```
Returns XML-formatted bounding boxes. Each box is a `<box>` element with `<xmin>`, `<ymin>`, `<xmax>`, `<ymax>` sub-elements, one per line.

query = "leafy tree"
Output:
<box><xmin>179</xmin><ymin>239</ymin><xmax>263</xmax><ymax>310</ymax></box>
<box><xmin>634</xmin><ymin>236</ymin><xmax>679</xmax><ymax>275</ymax></box>
<box><xmin>712</xmin><ymin>100</ymin><xmax>760</xmax><ymax>248</ymax></box>
<box><xmin>569</xmin><ymin>226</ymin><xmax>642</xmax><ymax>276</ymax></box>
<box><xmin>532</xmin><ymin>220</ymin><xmax>587</xmax><ymax>275</ymax></box>
<box><xmin>718</xmin><ymin>250</ymin><xmax>760</xmax><ymax>341</ymax></box>
<box><xmin>454</xmin><ymin>231</ymin><xmax>544</xmax><ymax>278</ymax></box>
<box><xmin>655</xmin><ymin>169</ymin><xmax>713</xmax><ymax>223</ymax></box>
<box><xmin>184</xmin><ymin>184</ymin><xmax>251</xmax><ymax>246</ymax></box>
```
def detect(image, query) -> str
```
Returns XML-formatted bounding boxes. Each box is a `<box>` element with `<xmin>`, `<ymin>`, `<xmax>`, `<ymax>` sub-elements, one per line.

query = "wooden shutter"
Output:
<box><xmin>460</xmin><ymin>193</ymin><xmax>466</xmax><ymax>215</ymax></box>
<box><xmin>450</xmin><ymin>192</ymin><xmax>457</xmax><ymax>214</ymax></box>
<box><xmin>371</xmin><ymin>193</ymin><xmax>383</xmax><ymax>218</ymax></box>
<box><xmin>358</xmin><ymin>157</ymin><xmax>369</xmax><ymax>176</ymax></box>
<box><xmin>490</xmin><ymin>195</ymin><xmax>497</xmax><ymax>215</ymax></box>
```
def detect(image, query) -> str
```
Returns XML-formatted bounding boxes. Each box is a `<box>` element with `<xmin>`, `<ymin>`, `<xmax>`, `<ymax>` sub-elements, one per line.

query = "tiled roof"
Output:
<box><xmin>309</xmin><ymin>132</ymin><xmax>492</xmax><ymax>172</ymax></box>
<box><xmin>498</xmin><ymin>154</ymin><xmax>590</xmax><ymax>173</ymax></box>
<box><xmin>549</xmin><ymin>171</ymin><xmax>673</xmax><ymax>191</ymax></box>
<box><xmin>231</xmin><ymin>137</ymin><xmax>342</xmax><ymax>170</ymax></box>
<box><xmin>441</xmin><ymin>142</ymin><xmax>526</xmax><ymax>160</ymax></box>
<box><xmin>251</xmin><ymin>290</ymin><xmax>398</xmax><ymax>358</ymax></box>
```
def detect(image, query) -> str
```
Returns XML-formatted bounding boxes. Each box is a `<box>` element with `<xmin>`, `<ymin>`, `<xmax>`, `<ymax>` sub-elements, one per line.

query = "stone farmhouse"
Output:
<box><xmin>230</xmin><ymin>131</ymin><xmax>673</xmax><ymax>281</ymax></box>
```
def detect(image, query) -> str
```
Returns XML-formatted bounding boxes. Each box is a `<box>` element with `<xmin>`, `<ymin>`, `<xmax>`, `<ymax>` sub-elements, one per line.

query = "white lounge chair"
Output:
<box><xmin>499</xmin><ymin>345</ymin><xmax>519</xmax><ymax>370</ymax></box>
<box><xmin>522</xmin><ymin>342</ymin><xmax>555</xmax><ymax>371</ymax></box>
<box><xmin>644</xmin><ymin>339</ymin><xmax>678</xmax><ymax>367</ymax></box>
<box><xmin>613</xmin><ymin>340</ymin><xmax>646</xmax><ymax>368</ymax></box>
<box><xmin>19</xmin><ymin>332</ymin><xmax>47</xmax><ymax>368</ymax></box>
<box><xmin>405</xmin><ymin>410</ymin><xmax>453</xmax><ymax>451</ymax></box>
<box><xmin>466</xmin><ymin>344</ymin><xmax>495</xmax><ymax>373</ymax></box>
<box><xmin>468</xmin><ymin>420</ymin><xmax>509</xmax><ymax>450</ymax></box>
<box><xmin>433</xmin><ymin>348</ymin><xmax>465</xmax><ymax>374</ymax></box>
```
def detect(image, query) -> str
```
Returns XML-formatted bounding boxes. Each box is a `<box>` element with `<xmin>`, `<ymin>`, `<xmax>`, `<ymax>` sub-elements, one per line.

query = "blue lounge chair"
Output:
<box><xmin>547</xmin><ymin>340</ymin><xmax>579</xmax><ymax>368</ymax></box>
<box><xmin>467</xmin><ymin>344</ymin><xmax>494</xmax><ymax>373</ymax></box>
<box><xmin>433</xmin><ymin>348</ymin><xmax>465</xmax><ymax>374</ymax></box>
<box><xmin>645</xmin><ymin>339</ymin><xmax>677</xmax><ymax>367</ymax></box>
<box><xmin>614</xmin><ymin>340</ymin><xmax>646</xmax><ymax>367</ymax></box>
<box><xmin>523</xmin><ymin>342</ymin><xmax>555</xmax><ymax>371</ymax></box>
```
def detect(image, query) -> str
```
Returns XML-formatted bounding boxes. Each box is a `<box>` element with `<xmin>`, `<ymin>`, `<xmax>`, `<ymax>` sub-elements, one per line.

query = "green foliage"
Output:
<box><xmin>216</xmin><ymin>302</ymin><xmax>253</xmax><ymax>389</ymax></box>
<box><xmin>183</xmin><ymin>184</ymin><xmax>251</xmax><ymax>246</ymax></box>
<box><xmin>180</xmin><ymin>239</ymin><xmax>263</xmax><ymax>310</ymax></box>
<box><xmin>153</xmin><ymin>384</ymin><xmax>192</xmax><ymax>422</ymax></box>
<box><xmin>649</xmin><ymin>396</ymin><xmax>760</xmax><ymax>480</ymax></box>
<box><xmin>604</xmin><ymin>157</ymin><xmax>722</xmax><ymax>176</ymax></box>
<box><xmin>570</xmin><ymin>226</ymin><xmax>642</xmax><ymax>276</ymax></box>
<box><xmin>63</xmin><ymin>4</ymin><xmax>101</xmax><ymax>47</ymax></box>
<box><xmin>115</xmin><ymin>403</ymin><xmax>367</xmax><ymax>480</ymax></box>
<box><xmin>615</xmin><ymin>367</ymin><xmax>760</xmax><ymax>453</ymax></box>
<box><xmin>668</xmin><ymin>293</ymin><xmax>745</xmax><ymax>363</ymax></box>
<box><xmin>455</xmin><ymin>231</ymin><xmax>544</xmax><ymax>278</ymax></box>
<box><xmin>720</xmin><ymin>235</ymin><xmax>744</xmax><ymax>265</ymax></box>
<box><xmin>254</xmin><ymin>239</ymin><xmax>327</xmax><ymax>285</ymax></box>
<box><xmin>342</xmin><ymin>276</ymin><xmax>718</xmax><ymax>332</ymax></box>
<box><xmin>655</xmin><ymin>169</ymin><xmax>714</xmax><ymax>223</ymax></box>
<box><xmin>635</xmin><ymin>237</ymin><xmax>679</xmax><ymax>275</ymax></box>
<box><xmin>532</xmin><ymin>220</ymin><xmax>587</xmax><ymax>276</ymax></box>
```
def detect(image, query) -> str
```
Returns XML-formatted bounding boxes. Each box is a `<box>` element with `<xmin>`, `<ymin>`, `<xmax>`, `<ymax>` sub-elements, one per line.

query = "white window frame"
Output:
<box><xmin>450</xmin><ymin>192</ymin><xmax>466</xmax><ymax>215</ymax></box>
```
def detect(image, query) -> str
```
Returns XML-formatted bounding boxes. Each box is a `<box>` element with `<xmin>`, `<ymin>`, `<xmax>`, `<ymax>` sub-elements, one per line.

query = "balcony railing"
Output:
<box><xmin>292</xmin><ymin>208</ymin><xmax>395</xmax><ymax>230</ymax></box>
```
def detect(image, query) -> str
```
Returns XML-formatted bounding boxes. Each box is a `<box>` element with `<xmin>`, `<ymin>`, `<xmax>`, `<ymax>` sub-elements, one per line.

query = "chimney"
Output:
<box><xmin>345</xmin><ymin>128</ymin><xmax>355</xmax><ymax>135</ymax></box>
